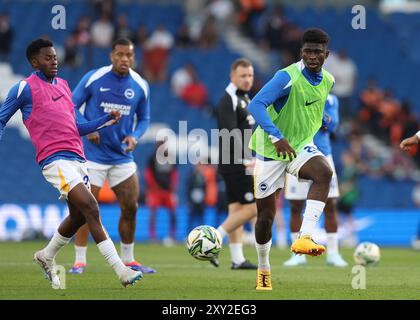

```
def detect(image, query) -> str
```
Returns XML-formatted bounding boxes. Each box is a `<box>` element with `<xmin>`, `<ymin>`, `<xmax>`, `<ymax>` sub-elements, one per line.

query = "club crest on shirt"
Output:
<box><xmin>124</xmin><ymin>88</ymin><xmax>135</xmax><ymax>99</ymax></box>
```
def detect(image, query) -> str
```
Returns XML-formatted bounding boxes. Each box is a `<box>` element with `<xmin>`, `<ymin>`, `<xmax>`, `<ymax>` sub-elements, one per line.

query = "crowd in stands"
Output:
<box><xmin>1</xmin><ymin>0</ymin><xmax>420</xmax><ymax>208</ymax></box>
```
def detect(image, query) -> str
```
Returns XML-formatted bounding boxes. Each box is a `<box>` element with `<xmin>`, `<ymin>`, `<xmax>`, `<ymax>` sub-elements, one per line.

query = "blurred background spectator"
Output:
<box><xmin>0</xmin><ymin>13</ymin><xmax>13</xmax><ymax>61</ymax></box>
<box><xmin>91</xmin><ymin>12</ymin><xmax>114</xmax><ymax>48</ymax></box>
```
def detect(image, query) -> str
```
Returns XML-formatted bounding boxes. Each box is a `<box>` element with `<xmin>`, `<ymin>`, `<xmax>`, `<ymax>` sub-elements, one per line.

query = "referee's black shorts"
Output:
<box><xmin>221</xmin><ymin>172</ymin><xmax>255</xmax><ymax>205</ymax></box>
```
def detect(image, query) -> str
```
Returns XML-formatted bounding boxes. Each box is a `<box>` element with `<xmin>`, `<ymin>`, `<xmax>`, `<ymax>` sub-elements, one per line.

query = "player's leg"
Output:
<box><xmin>283</xmin><ymin>173</ymin><xmax>308</xmax><ymax>265</ymax></box>
<box><xmin>225</xmin><ymin>203</ymin><xmax>257</xmax><ymax>269</ymax></box>
<box><xmin>36</xmin><ymin>160</ymin><xmax>142</xmax><ymax>287</ymax></box>
<box><xmin>324</xmin><ymin>197</ymin><xmax>348</xmax><ymax>267</ymax></box>
<box><xmin>253</xmin><ymin>158</ymin><xmax>287</xmax><ymax>290</ymax></box>
<box><xmin>274</xmin><ymin>196</ymin><xmax>287</xmax><ymax>249</ymax></box>
<box><xmin>112</xmin><ymin>172</ymin><xmax>156</xmax><ymax>274</ymax></box>
<box><xmin>67</xmin><ymin>182</ymin><xmax>143</xmax><ymax>285</ymax></box>
<box><xmin>69</xmin><ymin>185</ymin><xmax>101</xmax><ymax>274</ymax></box>
<box><xmin>290</xmin><ymin>147</ymin><xmax>332</xmax><ymax>256</ymax></box>
<box><xmin>34</xmin><ymin>198</ymin><xmax>87</xmax><ymax>287</ymax></box>
<box><xmin>218</xmin><ymin>202</ymin><xmax>256</xmax><ymax>235</ymax></box>
<box><xmin>254</xmin><ymin>192</ymin><xmax>277</xmax><ymax>290</ymax></box>
<box><xmin>283</xmin><ymin>200</ymin><xmax>308</xmax><ymax>266</ymax></box>
<box><xmin>70</xmin><ymin>161</ymin><xmax>107</xmax><ymax>274</ymax></box>
<box><xmin>214</xmin><ymin>172</ymin><xmax>257</xmax><ymax>269</ymax></box>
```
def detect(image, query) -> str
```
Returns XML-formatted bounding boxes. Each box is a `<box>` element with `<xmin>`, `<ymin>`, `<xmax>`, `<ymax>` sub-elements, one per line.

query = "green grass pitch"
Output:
<box><xmin>0</xmin><ymin>241</ymin><xmax>419</xmax><ymax>300</ymax></box>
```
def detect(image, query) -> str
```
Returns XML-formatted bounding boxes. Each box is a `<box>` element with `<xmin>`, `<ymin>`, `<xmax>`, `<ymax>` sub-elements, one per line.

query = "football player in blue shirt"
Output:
<box><xmin>69</xmin><ymin>38</ymin><xmax>155</xmax><ymax>274</ymax></box>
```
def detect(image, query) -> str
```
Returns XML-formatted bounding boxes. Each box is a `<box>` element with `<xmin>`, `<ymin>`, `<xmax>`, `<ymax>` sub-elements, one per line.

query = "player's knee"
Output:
<box><xmin>81</xmin><ymin>199</ymin><xmax>100</xmax><ymax>220</ymax></box>
<box><xmin>256</xmin><ymin>210</ymin><xmax>275</xmax><ymax>229</ymax></box>
<box><xmin>121</xmin><ymin>201</ymin><xmax>138</xmax><ymax>217</ymax></box>
<box><xmin>315</xmin><ymin>165</ymin><xmax>333</xmax><ymax>184</ymax></box>
<box><xmin>291</xmin><ymin>201</ymin><xmax>304</xmax><ymax>215</ymax></box>
<box><xmin>74</xmin><ymin>214</ymin><xmax>86</xmax><ymax>226</ymax></box>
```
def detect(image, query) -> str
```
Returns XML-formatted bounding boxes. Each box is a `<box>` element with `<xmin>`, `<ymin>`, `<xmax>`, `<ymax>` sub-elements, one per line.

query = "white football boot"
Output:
<box><xmin>326</xmin><ymin>253</ymin><xmax>348</xmax><ymax>267</ymax></box>
<box><xmin>119</xmin><ymin>267</ymin><xmax>143</xmax><ymax>287</ymax></box>
<box><xmin>283</xmin><ymin>253</ymin><xmax>307</xmax><ymax>267</ymax></box>
<box><xmin>33</xmin><ymin>250</ymin><xmax>61</xmax><ymax>288</ymax></box>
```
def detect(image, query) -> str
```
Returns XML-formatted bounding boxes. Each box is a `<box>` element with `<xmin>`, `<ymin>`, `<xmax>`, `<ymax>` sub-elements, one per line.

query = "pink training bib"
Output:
<box><xmin>24</xmin><ymin>73</ymin><xmax>85</xmax><ymax>163</ymax></box>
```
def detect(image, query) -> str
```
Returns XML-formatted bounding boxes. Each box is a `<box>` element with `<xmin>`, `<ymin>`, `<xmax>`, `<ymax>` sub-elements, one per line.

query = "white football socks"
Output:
<box><xmin>120</xmin><ymin>242</ymin><xmax>134</xmax><ymax>264</ymax></box>
<box><xmin>276</xmin><ymin>228</ymin><xmax>287</xmax><ymax>247</ymax></box>
<box><xmin>97</xmin><ymin>239</ymin><xmax>127</xmax><ymax>277</ymax></box>
<box><xmin>217</xmin><ymin>226</ymin><xmax>227</xmax><ymax>240</ymax></box>
<box><xmin>255</xmin><ymin>239</ymin><xmax>272</xmax><ymax>271</ymax></box>
<box><xmin>74</xmin><ymin>245</ymin><xmax>87</xmax><ymax>264</ymax></box>
<box><xmin>229</xmin><ymin>243</ymin><xmax>246</xmax><ymax>265</ymax></box>
<box><xmin>327</xmin><ymin>233</ymin><xmax>339</xmax><ymax>255</ymax></box>
<box><xmin>300</xmin><ymin>200</ymin><xmax>325</xmax><ymax>238</ymax></box>
<box><xmin>44</xmin><ymin>231</ymin><xmax>71</xmax><ymax>261</ymax></box>
<box><xmin>291</xmin><ymin>232</ymin><xmax>300</xmax><ymax>243</ymax></box>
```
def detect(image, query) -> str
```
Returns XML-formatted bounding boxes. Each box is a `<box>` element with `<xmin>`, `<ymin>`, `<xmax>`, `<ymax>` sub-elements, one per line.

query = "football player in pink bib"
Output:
<box><xmin>0</xmin><ymin>39</ymin><xmax>142</xmax><ymax>288</ymax></box>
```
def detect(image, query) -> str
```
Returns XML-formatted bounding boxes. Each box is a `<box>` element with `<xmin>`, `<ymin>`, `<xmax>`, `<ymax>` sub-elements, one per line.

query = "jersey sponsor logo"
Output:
<box><xmin>259</xmin><ymin>182</ymin><xmax>268</xmax><ymax>192</ymax></box>
<box><xmin>305</xmin><ymin>99</ymin><xmax>320</xmax><ymax>106</ymax></box>
<box><xmin>124</xmin><ymin>88</ymin><xmax>135</xmax><ymax>99</ymax></box>
<box><xmin>52</xmin><ymin>94</ymin><xmax>64</xmax><ymax>101</ymax></box>
<box><xmin>100</xmin><ymin>87</ymin><xmax>111</xmax><ymax>92</ymax></box>
<box><xmin>100</xmin><ymin>102</ymin><xmax>131</xmax><ymax>116</ymax></box>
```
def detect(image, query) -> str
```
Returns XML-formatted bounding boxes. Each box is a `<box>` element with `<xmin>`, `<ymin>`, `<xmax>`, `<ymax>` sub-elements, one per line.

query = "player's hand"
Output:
<box><xmin>87</xmin><ymin>131</ymin><xmax>100</xmax><ymax>145</ymax></box>
<box><xmin>321</xmin><ymin>114</ymin><xmax>332</xmax><ymax>131</ymax></box>
<box><xmin>243</xmin><ymin>158</ymin><xmax>256</xmax><ymax>174</ymax></box>
<box><xmin>122</xmin><ymin>136</ymin><xmax>138</xmax><ymax>153</ymax></box>
<box><xmin>400</xmin><ymin>135</ymin><xmax>420</xmax><ymax>151</ymax></box>
<box><xmin>273</xmin><ymin>139</ymin><xmax>297</xmax><ymax>160</ymax></box>
<box><xmin>108</xmin><ymin>110</ymin><xmax>122</xmax><ymax>125</ymax></box>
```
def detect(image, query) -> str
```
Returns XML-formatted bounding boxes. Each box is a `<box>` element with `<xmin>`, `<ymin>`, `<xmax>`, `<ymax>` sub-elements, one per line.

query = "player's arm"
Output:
<box><xmin>247</xmin><ymin>71</ymin><xmax>296</xmax><ymax>159</ymax></box>
<box><xmin>75</xmin><ymin>109</ymin><xmax>121</xmax><ymax>136</ymax></box>
<box><xmin>0</xmin><ymin>82</ymin><xmax>31</xmax><ymax>140</ymax></box>
<box><xmin>72</xmin><ymin>70</ymin><xmax>100</xmax><ymax>143</ymax></box>
<box><xmin>400</xmin><ymin>131</ymin><xmax>420</xmax><ymax>151</ymax></box>
<box><xmin>124</xmin><ymin>85</ymin><xmax>151</xmax><ymax>153</ymax></box>
<box><xmin>321</xmin><ymin>95</ymin><xmax>340</xmax><ymax>133</ymax></box>
<box><xmin>72</xmin><ymin>70</ymin><xmax>96</xmax><ymax>120</ymax></box>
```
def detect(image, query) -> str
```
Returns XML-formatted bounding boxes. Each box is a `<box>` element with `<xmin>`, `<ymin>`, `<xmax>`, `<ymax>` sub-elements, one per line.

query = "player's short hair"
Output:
<box><xmin>302</xmin><ymin>28</ymin><xmax>329</xmax><ymax>46</ymax></box>
<box><xmin>112</xmin><ymin>38</ymin><xmax>134</xmax><ymax>50</ymax></box>
<box><xmin>231</xmin><ymin>58</ymin><xmax>253</xmax><ymax>72</ymax></box>
<box><xmin>26</xmin><ymin>38</ymin><xmax>54</xmax><ymax>63</ymax></box>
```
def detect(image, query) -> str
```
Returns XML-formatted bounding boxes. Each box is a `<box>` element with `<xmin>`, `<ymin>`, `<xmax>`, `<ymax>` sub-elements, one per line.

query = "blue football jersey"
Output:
<box><xmin>314</xmin><ymin>94</ymin><xmax>339</xmax><ymax>156</ymax></box>
<box><xmin>72</xmin><ymin>65</ymin><xmax>150</xmax><ymax>164</ymax></box>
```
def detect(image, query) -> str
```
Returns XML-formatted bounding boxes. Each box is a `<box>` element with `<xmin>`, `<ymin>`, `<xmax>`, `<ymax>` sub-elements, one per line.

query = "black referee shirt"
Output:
<box><xmin>216</xmin><ymin>82</ymin><xmax>255</xmax><ymax>174</ymax></box>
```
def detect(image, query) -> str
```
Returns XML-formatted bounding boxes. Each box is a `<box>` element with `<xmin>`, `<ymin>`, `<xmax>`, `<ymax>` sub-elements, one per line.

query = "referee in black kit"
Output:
<box><xmin>212</xmin><ymin>58</ymin><xmax>258</xmax><ymax>270</ymax></box>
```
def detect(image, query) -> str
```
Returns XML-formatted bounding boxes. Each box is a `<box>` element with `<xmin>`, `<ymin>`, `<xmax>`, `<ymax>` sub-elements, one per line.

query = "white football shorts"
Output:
<box><xmin>86</xmin><ymin>161</ymin><xmax>137</xmax><ymax>188</ymax></box>
<box><xmin>284</xmin><ymin>154</ymin><xmax>339</xmax><ymax>200</ymax></box>
<box><xmin>42</xmin><ymin>159</ymin><xmax>90</xmax><ymax>200</ymax></box>
<box><xmin>254</xmin><ymin>143</ymin><xmax>325</xmax><ymax>199</ymax></box>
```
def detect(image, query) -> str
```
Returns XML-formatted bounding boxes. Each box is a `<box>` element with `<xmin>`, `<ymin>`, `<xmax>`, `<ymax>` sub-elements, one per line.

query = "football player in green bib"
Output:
<box><xmin>247</xmin><ymin>29</ymin><xmax>335</xmax><ymax>290</ymax></box>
